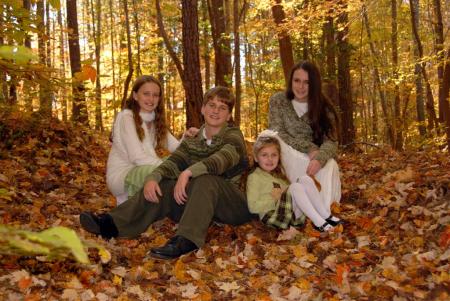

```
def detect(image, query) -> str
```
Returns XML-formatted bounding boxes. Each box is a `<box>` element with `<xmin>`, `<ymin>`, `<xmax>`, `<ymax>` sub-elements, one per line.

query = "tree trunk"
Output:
<box><xmin>362</xmin><ymin>5</ymin><xmax>394</xmax><ymax>145</ymax></box>
<box><xmin>181</xmin><ymin>0</ymin><xmax>204</xmax><ymax>127</ymax></box>
<box><xmin>58</xmin><ymin>7</ymin><xmax>68</xmax><ymax>121</ymax></box>
<box><xmin>121</xmin><ymin>0</ymin><xmax>134</xmax><ymax>109</ymax></box>
<box><xmin>156</xmin><ymin>0</ymin><xmax>203</xmax><ymax>128</ymax></box>
<box><xmin>91</xmin><ymin>0</ymin><xmax>103</xmax><ymax>130</ymax></box>
<box><xmin>132</xmin><ymin>0</ymin><xmax>142</xmax><ymax>76</ymax></box>
<box><xmin>409</xmin><ymin>0</ymin><xmax>439</xmax><ymax>132</ymax></box>
<box><xmin>391</xmin><ymin>0</ymin><xmax>403</xmax><ymax>150</ymax></box>
<box><xmin>37</xmin><ymin>0</ymin><xmax>52</xmax><ymax>117</ymax></box>
<box><xmin>336</xmin><ymin>4</ymin><xmax>355</xmax><ymax>146</ymax></box>
<box><xmin>271</xmin><ymin>0</ymin><xmax>294</xmax><ymax>87</ymax></box>
<box><xmin>67</xmin><ymin>0</ymin><xmax>88</xmax><ymax>125</ymax></box>
<box><xmin>109</xmin><ymin>0</ymin><xmax>117</xmax><ymax>116</ymax></box>
<box><xmin>432</xmin><ymin>0</ymin><xmax>445</xmax><ymax>123</ymax></box>
<box><xmin>323</xmin><ymin>16</ymin><xmax>339</xmax><ymax>108</ymax></box>
<box><xmin>409</xmin><ymin>0</ymin><xmax>426</xmax><ymax>136</ymax></box>
<box><xmin>442</xmin><ymin>50</ymin><xmax>450</xmax><ymax>149</ymax></box>
<box><xmin>208</xmin><ymin>0</ymin><xmax>232</xmax><ymax>87</ymax></box>
<box><xmin>201</xmin><ymin>0</ymin><xmax>211</xmax><ymax>91</ymax></box>
<box><xmin>233</xmin><ymin>0</ymin><xmax>242</xmax><ymax>126</ymax></box>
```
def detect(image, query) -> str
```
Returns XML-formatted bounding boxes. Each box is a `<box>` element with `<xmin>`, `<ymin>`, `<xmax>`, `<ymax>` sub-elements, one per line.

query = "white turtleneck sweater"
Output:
<box><xmin>106</xmin><ymin>109</ymin><xmax>179</xmax><ymax>196</ymax></box>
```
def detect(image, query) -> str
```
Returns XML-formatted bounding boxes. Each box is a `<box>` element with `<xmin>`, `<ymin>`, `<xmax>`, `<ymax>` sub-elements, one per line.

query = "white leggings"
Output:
<box><xmin>289</xmin><ymin>175</ymin><xmax>331</xmax><ymax>227</ymax></box>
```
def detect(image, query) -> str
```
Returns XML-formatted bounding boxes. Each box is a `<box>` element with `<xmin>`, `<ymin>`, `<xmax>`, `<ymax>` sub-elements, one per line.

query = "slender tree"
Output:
<box><xmin>67</xmin><ymin>0</ymin><xmax>88</xmax><ymax>124</ymax></box>
<box><xmin>336</xmin><ymin>2</ymin><xmax>354</xmax><ymax>145</ymax></box>
<box><xmin>121</xmin><ymin>0</ymin><xmax>134</xmax><ymax>108</ymax></box>
<box><xmin>431</xmin><ymin>0</ymin><xmax>445</xmax><ymax>123</ymax></box>
<box><xmin>37</xmin><ymin>0</ymin><xmax>52</xmax><ymax>116</ymax></box>
<box><xmin>409</xmin><ymin>0</ymin><xmax>426</xmax><ymax>136</ymax></box>
<box><xmin>391</xmin><ymin>0</ymin><xmax>402</xmax><ymax>150</ymax></box>
<box><xmin>409</xmin><ymin>0</ymin><xmax>439</xmax><ymax>132</ymax></box>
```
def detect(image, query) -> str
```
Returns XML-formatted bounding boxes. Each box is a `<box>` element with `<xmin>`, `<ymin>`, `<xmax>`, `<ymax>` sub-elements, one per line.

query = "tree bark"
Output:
<box><xmin>109</xmin><ymin>0</ymin><xmax>117</xmax><ymax>116</ymax></box>
<box><xmin>156</xmin><ymin>0</ymin><xmax>203</xmax><ymax>127</ymax></box>
<box><xmin>37</xmin><ymin>0</ymin><xmax>52</xmax><ymax>117</ymax></box>
<box><xmin>409</xmin><ymin>0</ymin><xmax>426</xmax><ymax>136</ymax></box>
<box><xmin>132</xmin><ymin>0</ymin><xmax>142</xmax><ymax>76</ymax></box>
<box><xmin>271</xmin><ymin>0</ymin><xmax>294</xmax><ymax>87</ymax></box>
<box><xmin>432</xmin><ymin>0</ymin><xmax>445</xmax><ymax>123</ymax></box>
<box><xmin>67</xmin><ymin>0</ymin><xmax>88</xmax><ymax>125</ymax></box>
<box><xmin>336</xmin><ymin>3</ymin><xmax>355</xmax><ymax>146</ymax></box>
<box><xmin>201</xmin><ymin>0</ymin><xmax>211</xmax><ymax>91</ymax></box>
<box><xmin>91</xmin><ymin>0</ymin><xmax>103</xmax><ymax>130</ymax></box>
<box><xmin>409</xmin><ymin>0</ymin><xmax>439</xmax><ymax>132</ymax></box>
<box><xmin>208</xmin><ymin>0</ymin><xmax>233</xmax><ymax>86</ymax></box>
<box><xmin>58</xmin><ymin>7</ymin><xmax>68</xmax><ymax>121</ymax></box>
<box><xmin>442</xmin><ymin>50</ymin><xmax>450</xmax><ymax>149</ymax></box>
<box><xmin>181</xmin><ymin>0</ymin><xmax>204</xmax><ymax>127</ymax></box>
<box><xmin>121</xmin><ymin>0</ymin><xmax>134</xmax><ymax>109</ymax></box>
<box><xmin>391</xmin><ymin>0</ymin><xmax>403</xmax><ymax>150</ymax></box>
<box><xmin>233</xmin><ymin>0</ymin><xmax>242</xmax><ymax>126</ymax></box>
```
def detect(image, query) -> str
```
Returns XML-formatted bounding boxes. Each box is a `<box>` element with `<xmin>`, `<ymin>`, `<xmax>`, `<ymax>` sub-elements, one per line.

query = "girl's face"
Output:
<box><xmin>133</xmin><ymin>82</ymin><xmax>160</xmax><ymax>113</ymax></box>
<box><xmin>255</xmin><ymin>144</ymin><xmax>280</xmax><ymax>173</ymax></box>
<box><xmin>292</xmin><ymin>68</ymin><xmax>309</xmax><ymax>102</ymax></box>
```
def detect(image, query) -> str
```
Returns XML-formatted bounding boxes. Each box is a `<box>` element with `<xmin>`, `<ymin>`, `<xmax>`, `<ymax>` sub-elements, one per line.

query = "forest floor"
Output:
<box><xmin>0</xmin><ymin>109</ymin><xmax>449</xmax><ymax>301</ymax></box>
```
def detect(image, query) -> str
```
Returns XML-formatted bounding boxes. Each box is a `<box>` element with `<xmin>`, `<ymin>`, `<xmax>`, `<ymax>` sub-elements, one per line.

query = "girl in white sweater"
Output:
<box><xmin>107</xmin><ymin>75</ymin><xmax>181</xmax><ymax>205</ymax></box>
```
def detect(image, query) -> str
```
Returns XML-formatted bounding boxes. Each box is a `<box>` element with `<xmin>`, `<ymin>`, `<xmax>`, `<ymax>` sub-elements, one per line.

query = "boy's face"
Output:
<box><xmin>201</xmin><ymin>96</ymin><xmax>231</xmax><ymax>128</ymax></box>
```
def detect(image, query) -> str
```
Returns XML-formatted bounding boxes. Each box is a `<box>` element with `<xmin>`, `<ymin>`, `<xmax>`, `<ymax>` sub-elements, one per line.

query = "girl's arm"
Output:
<box><xmin>166</xmin><ymin>131</ymin><xmax>180</xmax><ymax>153</ymax></box>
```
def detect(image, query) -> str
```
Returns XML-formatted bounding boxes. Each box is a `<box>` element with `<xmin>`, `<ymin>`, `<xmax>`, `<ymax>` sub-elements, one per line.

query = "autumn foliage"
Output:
<box><xmin>1</xmin><ymin>111</ymin><xmax>449</xmax><ymax>300</ymax></box>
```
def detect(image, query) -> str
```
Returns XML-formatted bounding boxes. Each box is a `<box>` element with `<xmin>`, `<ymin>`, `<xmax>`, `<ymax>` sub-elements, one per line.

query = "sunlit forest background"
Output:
<box><xmin>1</xmin><ymin>0</ymin><xmax>449</xmax><ymax>150</ymax></box>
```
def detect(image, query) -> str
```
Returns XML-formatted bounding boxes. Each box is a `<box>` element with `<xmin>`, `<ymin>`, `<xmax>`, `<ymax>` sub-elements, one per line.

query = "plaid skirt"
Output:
<box><xmin>261</xmin><ymin>191</ymin><xmax>305</xmax><ymax>229</ymax></box>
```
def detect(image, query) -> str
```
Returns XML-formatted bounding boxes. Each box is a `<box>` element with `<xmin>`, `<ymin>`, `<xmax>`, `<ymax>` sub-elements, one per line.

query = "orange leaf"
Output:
<box><xmin>18</xmin><ymin>277</ymin><xmax>32</xmax><ymax>291</ymax></box>
<box><xmin>82</xmin><ymin>65</ymin><xmax>97</xmax><ymax>83</ymax></box>
<box><xmin>174</xmin><ymin>259</ymin><xmax>187</xmax><ymax>281</ymax></box>
<box><xmin>439</xmin><ymin>226</ymin><xmax>450</xmax><ymax>248</ymax></box>
<box><xmin>336</xmin><ymin>263</ymin><xmax>349</xmax><ymax>286</ymax></box>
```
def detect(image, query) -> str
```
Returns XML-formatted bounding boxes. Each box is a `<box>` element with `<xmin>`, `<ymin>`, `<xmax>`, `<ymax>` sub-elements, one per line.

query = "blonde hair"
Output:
<box><xmin>252</xmin><ymin>136</ymin><xmax>289</xmax><ymax>182</ymax></box>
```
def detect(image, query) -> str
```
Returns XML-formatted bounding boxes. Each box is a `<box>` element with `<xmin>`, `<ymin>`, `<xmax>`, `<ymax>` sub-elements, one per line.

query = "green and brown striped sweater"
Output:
<box><xmin>145</xmin><ymin>125</ymin><xmax>248</xmax><ymax>187</ymax></box>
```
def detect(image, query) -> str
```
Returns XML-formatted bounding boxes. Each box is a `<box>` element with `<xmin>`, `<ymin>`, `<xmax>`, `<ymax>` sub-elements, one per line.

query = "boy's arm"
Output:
<box><xmin>188</xmin><ymin>128</ymin><xmax>246</xmax><ymax>178</ymax></box>
<box><xmin>144</xmin><ymin>141</ymin><xmax>190</xmax><ymax>183</ymax></box>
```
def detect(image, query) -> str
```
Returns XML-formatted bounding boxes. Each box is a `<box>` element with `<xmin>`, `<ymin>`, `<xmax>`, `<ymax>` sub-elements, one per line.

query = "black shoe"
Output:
<box><xmin>80</xmin><ymin>212</ymin><xmax>118</xmax><ymax>239</ymax></box>
<box><xmin>313</xmin><ymin>221</ymin><xmax>333</xmax><ymax>232</ymax></box>
<box><xmin>80</xmin><ymin>212</ymin><xmax>101</xmax><ymax>235</ymax></box>
<box><xmin>149</xmin><ymin>235</ymin><xmax>198</xmax><ymax>259</ymax></box>
<box><xmin>325</xmin><ymin>215</ymin><xmax>343</xmax><ymax>227</ymax></box>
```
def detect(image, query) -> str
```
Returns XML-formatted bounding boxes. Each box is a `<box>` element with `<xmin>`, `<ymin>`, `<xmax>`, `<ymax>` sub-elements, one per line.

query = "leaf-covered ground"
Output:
<box><xmin>1</xmin><ymin>110</ymin><xmax>449</xmax><ymax>301</ymax></box>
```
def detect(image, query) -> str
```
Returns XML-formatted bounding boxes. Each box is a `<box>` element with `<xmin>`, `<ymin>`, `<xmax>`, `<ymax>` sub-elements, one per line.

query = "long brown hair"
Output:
<box><xmin>124</xmin><ymin>75</ymin><xmax>168</xmax><ymax>156</ymax></box>
<box><xmin>286</xmin><ymin>61</ymin><xmax>339</xmax><ymax>145</ymax></box>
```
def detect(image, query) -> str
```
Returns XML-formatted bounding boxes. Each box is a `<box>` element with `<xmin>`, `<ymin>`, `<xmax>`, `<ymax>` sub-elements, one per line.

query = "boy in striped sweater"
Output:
<box><xmin>80</xmin><ymin>86</ymin><xmax>253</xmax><ymax>259</ymax></box>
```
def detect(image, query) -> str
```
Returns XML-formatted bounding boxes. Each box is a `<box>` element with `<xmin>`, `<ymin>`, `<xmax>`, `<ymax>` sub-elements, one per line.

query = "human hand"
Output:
<box><xmin>306</xmin><ymin>159</ymin><xmax>321</xmax><ymax>176</ymax></box>
<box><xmin>271</xmin><ymin>187</ymin><xmax>283</xmax><ymax>201</ymax></box>
<box><xmin>308</xmin><ymin>149</ymin><xmax>319</xmax><ymax>160</ymax></box>
<box><xmin>183</xmin><ymin>127</ymin><xmax>200</xmax><ymax>138</ymax></box>
<box><xmin>174</xmin><ymin>170</ymin><xmax>192</xmax><ymax>205</ymax></box>
<box><xmin>144</xmin><ymin>180</ymin><xmax>162</xmax><ymax>203</ymax></box>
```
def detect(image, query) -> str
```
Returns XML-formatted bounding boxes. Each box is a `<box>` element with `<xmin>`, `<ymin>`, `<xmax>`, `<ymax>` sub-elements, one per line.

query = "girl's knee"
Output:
<box><xmin>298</xmin><ymin>175</ymin><xmax>314</xmax><ymax>185</ymax></box>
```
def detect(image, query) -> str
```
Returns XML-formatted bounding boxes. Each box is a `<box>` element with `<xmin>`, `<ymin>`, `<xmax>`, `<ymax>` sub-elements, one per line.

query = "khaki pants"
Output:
<box><xmin>109</xmin><ymin>175</ymin><xmax>253</xmax><ymax>247</ymax></box>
